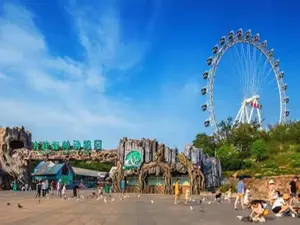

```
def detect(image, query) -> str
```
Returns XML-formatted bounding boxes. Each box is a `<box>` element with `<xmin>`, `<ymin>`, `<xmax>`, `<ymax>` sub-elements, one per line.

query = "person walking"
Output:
<box><xmin>62</xmin><ymin>183</ymin><xmax>67</xmax><ymax>199</ymax></box>
<box><xmin>35</xmin><ymin>181</ymin><xmax>42</xmax><ymax>198</ymax></box>
<box><xmin>121</xmin><ymin>180</ymin><xmax>125</xmax><ymax>194</ymax></box>
<box><xmin>174</xmin><ymin>178</ymin><xmax>181</xmax><ymax>204</ymax></box>
<box><xmin>41</xmin><ymin>180</ymin><xmax>46</xmax><ymax>197</ymax></box>
<box><xmin>45</xmin><ymin>179</ymin><xmax>49</xmax><ymax>195</ymax></box>
<box><xmin>235</xmin><ymin>177</ymin><xmax>245</xmax><ymax>210</ymax></box>
<box><xmin>56</xmin><ymin>179</ymin><xmax>61</xmax><ymax>197</ymax></box>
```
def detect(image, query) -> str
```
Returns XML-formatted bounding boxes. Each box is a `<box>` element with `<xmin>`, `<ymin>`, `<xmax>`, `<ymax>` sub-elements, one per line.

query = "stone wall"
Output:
<box><xmin>243</xmin><ymin>175</ymin><xmax>300</xmax><ymax>199</ymax></box>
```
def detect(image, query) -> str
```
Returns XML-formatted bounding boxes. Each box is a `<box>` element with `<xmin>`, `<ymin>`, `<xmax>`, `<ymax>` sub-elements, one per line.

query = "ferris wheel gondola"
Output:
<box><xmin>202</xmin><ymin>28</ymin><xmax>289</xmax><ymax>134</ymax></box>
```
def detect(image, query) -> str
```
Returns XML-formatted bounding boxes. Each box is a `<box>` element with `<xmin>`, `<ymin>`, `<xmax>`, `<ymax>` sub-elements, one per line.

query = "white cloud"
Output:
<box><xmin>0</xmin><ymin>2</ymin><xmax>203</xmax><ymax>149</ymax></box>
<box><xmin>0</xmin><ymin>3</ymin><xmax>147</xmax><ymax>144</ymax></box>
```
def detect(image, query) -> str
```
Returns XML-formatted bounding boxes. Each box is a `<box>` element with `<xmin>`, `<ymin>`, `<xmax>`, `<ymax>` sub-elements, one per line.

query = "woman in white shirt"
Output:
<box><xmin>272</xmin><ymin>192</ymin><xmax>298</xmax><ymax>217</ymax></box>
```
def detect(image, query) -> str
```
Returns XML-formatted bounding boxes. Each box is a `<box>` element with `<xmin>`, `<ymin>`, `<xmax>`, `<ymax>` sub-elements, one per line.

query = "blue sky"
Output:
<box><xmin>0</xmin><ymin>0</ymin><xmax>299</xmax><ymax>150</ymax></box>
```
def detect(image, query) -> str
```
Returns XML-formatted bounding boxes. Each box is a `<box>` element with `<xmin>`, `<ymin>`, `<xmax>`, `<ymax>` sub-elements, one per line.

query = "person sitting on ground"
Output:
<box><xmin>224</xmin><ymin>187</ymin><xmax>232</xmax><ymax>202</ymax></box>
<box><xmin>293</xmin><ymin>194</ymin><xmax>300</xmax><ymax>214</ymax></box>
<box><xmin>290</xmin><ymin>193</ymin><xmax>300</xmax><ymax>215</ymax></box>
<box><xmin>272</xmin><ymin>192</ymin><xmax>298</xmax><ymax>217</ymax></box>
<box><xmin>237</xmin><ymin>200</ymin><xmax>268</xmax><ymax>222</ymax></box>
<box><xmin>215</xmin><ymin>190</ymin><xmax>222</xmax><ymax>203</ymax></box>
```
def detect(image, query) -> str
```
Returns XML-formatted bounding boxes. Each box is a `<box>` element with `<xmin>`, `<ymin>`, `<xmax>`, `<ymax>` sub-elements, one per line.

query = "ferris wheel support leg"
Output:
<box><xmin>248</xmin><ymin>107</ymin><xmax>254</xmax><ymax>124</ymax></box>
<box><xmin>245</xmin><ymin>106</ymin><xmax>250</xmax><ymax>123</ymax></box>
<box><xmin>235</xmin><ymin>106</ymin><xmax>243</xmax><ymax>124</ymax></box>
<box><xmin>257</xmin><ymin>108</ymin><xmax>262</xmax><ymax>128</ymax></box>
<box><xmin>241</xmin><ymin>104</ymin><xmax>246</xmax><ymax>123</ymax></box>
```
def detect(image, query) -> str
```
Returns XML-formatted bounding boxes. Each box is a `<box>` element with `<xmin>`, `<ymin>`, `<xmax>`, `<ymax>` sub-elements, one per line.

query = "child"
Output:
<box><xmin>224</xmin><ymin>187</ymin><xmax>232</xmax><ymax>202</ymax></box>
<box><xmin>215</xmin><ymin>190</ymin><xmax>222</xmax><ymax>203</ymax></box>
<box><xmin>244</xmin><ymin>189</ymin><xmax>251</xmax><ymax>207</ymax></box>
<box><xmin>184</xmin><ymin>189</ymin><xmax>190</xmax><ymax>205</ymax></box>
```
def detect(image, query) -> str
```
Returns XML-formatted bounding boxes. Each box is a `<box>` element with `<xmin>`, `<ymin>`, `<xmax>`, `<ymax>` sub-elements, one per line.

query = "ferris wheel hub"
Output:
<box><xmin>243</xmin><ymin>95</ymin><xmax>260</xmax><ymax>104</ymax></box>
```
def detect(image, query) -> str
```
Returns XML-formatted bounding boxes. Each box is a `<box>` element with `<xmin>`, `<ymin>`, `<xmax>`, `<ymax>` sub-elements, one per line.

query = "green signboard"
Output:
<box><xmin>32</xmin><ymin>140</ymin><xmax>102</xmax><ymax>154</ymax></box>
<box><xmin>123</xmin><ymin>150</ymin><xmax>142</xmax><ymax>170</ymax></box>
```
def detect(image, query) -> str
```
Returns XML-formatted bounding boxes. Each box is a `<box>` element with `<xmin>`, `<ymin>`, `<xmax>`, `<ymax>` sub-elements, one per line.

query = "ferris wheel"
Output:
<box><xmin>201</xmin><ymin>29</ymin><xmax>289</xmax><ymax>133</ymax></box>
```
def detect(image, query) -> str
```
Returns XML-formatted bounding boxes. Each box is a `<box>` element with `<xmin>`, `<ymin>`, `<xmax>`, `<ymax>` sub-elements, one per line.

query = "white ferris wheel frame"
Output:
<box><xmin>203</xmin><ymin>29</ymin><xmax>289</xmax><ymax>133</ymax></box>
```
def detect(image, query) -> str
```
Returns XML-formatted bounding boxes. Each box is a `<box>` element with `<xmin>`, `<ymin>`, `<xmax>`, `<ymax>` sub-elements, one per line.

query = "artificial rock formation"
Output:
<box><xmin>177</xmin><ymin>153</ymin><xmax>205</xmax><ymax>195</ymax></box>
<box><xmin>0</xmin><ymin>127</ymin><xmax>32</xmax><ymax>187</ymax></box>
<box><xmin>114</xmin><ymin>138</ymin><xmax>222</xmax><ymax>194</ymax></box>
<box><xmin>118</xmin><ymin>137</ymin><xmax>178</xmax><ymax>165</ymax></box>
<box><xmin>184</xmin><ymin>144</ymin><xmax>222</xmax><ymax>189</ymax></box>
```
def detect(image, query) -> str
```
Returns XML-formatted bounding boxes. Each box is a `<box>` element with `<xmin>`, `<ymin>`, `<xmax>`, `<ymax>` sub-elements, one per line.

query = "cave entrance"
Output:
<box><xmin>9</xmin><ymin>140</ymin><xmax>24</xmax><ymax>150</ymax></box>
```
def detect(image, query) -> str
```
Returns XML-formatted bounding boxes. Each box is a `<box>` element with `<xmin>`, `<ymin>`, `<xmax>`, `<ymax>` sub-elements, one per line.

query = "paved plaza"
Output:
<box><xmin>0</xmin><ymin>191</ymin><xmax>299</xmax><ymax>225</ymax></box>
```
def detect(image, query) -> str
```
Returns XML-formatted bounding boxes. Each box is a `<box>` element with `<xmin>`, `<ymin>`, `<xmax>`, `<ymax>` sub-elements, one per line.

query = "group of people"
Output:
<box><xmin>234</xmin><ymin>176</ymin><xmax>300</xmax><ymax>222</ymax></box>
<box><xmin>173</xmin><ymin>176</ymin><xmax>300</xmax><ymax>222</ymax></box>
<box><xmin>35</xmin><ymin>179</ymin><xmax>67</xmax><ymax>198</ymax></box>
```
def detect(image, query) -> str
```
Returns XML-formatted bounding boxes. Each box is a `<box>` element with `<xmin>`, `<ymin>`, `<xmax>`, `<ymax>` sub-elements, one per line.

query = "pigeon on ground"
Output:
<box><xmin>6</xmin><ymin>202</ymin><xmax>10</xmax><ymax>206</ymax></box>
<box><xmin>18</xmin><ymin>203</ymin><xmax>23</xmax><ymax>209</ymax></box>
<box><xmin>38</xmin><ymin>200</ymin><xmax>41</xmax><ymax>203</ymax></box>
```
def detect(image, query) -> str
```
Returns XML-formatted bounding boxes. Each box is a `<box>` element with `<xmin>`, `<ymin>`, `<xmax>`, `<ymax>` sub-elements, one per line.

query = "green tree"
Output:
<box><xmin>216</xmin><ymin>145</ymin><xmax>243</xmax><ymax>171</ymax></box>
<box><xmin>193</xmin><ymin>133</ymin><xmax>217</xmax><ymax>156</ymax></box>
<box><xmin>251</xmin><ymin>139</ymin><xmax>266</xmax><ymax>161</ymax></box>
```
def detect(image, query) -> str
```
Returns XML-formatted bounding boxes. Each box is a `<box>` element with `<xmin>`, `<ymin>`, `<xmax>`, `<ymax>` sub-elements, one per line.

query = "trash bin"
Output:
<box><xmin>104</xmin><ymin>185</ymin><xmax>110</xmax><ymax>193</ymax></box>
<box><xmin>13</xmin><ymin>182</ymin><xmax>17</xmax><ymax>191</ymax></box>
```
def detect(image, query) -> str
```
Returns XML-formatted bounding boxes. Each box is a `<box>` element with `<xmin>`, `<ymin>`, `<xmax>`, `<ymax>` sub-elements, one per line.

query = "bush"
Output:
<box><xmin>291</xmin><ymin>161</ymin><xmax>300</xmax><ymax>168</ymax></box>
<box><xmin>222</xmin><ymin>158</ymin><xmax>244</xmax><ymax>171</ymax></box>
<box><xmin>242</xmin><ymin>160</ymin><xmax>253</xmax><ymax>169</ymax></box>
<box><xmin>219</xmin><ymin>183</ymin><xmax>237</xmax><ymax>193</ymax></box>
<box><xmin>251</xmin><ymin>139</ymin><xmax>266</xmax><ymax>161</ymax></box>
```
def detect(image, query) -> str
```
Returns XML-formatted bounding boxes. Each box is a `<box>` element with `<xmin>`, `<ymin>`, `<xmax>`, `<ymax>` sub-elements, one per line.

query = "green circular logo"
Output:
<box><xmin>123</xmin><ymin>150</ymin><xmax>142</xmax><ymax>170</ymax></box>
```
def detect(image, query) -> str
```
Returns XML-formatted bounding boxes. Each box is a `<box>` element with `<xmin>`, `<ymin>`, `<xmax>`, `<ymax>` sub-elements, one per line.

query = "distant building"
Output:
<box><xmin>32</xmin><ymin>161</ymin><xmax>74</xmax><ymax>185</ymax></box>
<box><xmin>32</xmin><ymin>161</ymin><xmax>108</xmax><ymax>188</ymax></box>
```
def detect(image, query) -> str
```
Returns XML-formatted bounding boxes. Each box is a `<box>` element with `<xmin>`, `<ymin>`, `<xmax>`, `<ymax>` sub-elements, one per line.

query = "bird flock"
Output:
<box><xmin>5</xmin><ymin>193</ymin><xmax>215</xmax><ymax>213</ymax></box>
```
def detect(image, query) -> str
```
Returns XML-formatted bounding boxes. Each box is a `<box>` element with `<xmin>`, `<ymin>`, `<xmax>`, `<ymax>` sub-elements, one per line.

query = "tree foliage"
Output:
<box><xmin>251</xmin><ymin>139</ymin><xmax>266</xmax><ymax>161</ymax></box>
<box><xmin>192</xmin><ymin>118</ymin><xmax>300</xmax><ymax>171</ymax></box>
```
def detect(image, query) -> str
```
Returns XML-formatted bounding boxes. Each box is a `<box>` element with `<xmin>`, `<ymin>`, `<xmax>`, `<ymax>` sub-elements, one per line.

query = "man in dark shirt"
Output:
<box><xmin>290</xmin><ymin>177</ymin><xmax>298</xmax><ymax>197</ymax></box>
<box><xmin>73</xmin><ymin>184</ymin><xmax>79</xmax><ymax>198</ymax></box>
